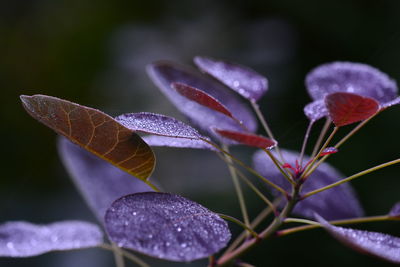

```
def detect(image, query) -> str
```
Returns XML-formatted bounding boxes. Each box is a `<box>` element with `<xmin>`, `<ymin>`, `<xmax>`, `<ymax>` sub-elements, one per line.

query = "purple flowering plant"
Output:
<box><xmin>2</xmin><ymin>56</ymin><xmax>400</xmax><ymax>266</ymax></box>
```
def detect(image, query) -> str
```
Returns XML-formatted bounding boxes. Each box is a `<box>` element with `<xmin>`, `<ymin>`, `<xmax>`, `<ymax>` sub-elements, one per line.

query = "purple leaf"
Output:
<box><xmin>115</xmin><ymin>112</ymin><xmax>205</xmax><ymax>140</ymax></box>
<box><xmin>194</xmin><ymin>56</ymin><xmax>268</xmax><ymax>102</ymax></box>
<box><xmin>389</xmin><ymin>202</ymin><xmax>400</xmax><ymax>217</ymax></box>
<box><xmin>105</xmin><ymin>192</ymin><xmax>231</xmax><ymax>262</ymax></box>
<box><xmin>0</xmin><ymin>221</ymin><xmax>103</xmax><ymax>257</ymax></box>
<box><xmin>143</xmin><ymin>135</ymin><xmax>216</xmax><ymax>150</ymax></box>
<box><xmin>306</xmin><ymin>62</ymin><xmax>398</xmax><ymax>106</ymax></box>
<box><xmin>253</xmin><ymin>149</ymin><xmax>363</xmax><ymax>220</ymax></box>
<box><xmin>214</xmin><ymin>128</ymin><xmax>277</xmax><ymax>149</ymax></box>
<box><xmin>146</xmin><ymin>61</ymin><xmax>257</xmax><ymax>142</ymax></box>
<box><xmin>325</xmin><ymin>92</ymin><xmax>379</xmax><ymax>127</ymax></box>
<box><xmin>303</xmin><ymin>100</ymin><xmax>328</xmax><ymax>122</ymax></box>
<box><xmin>58</xmin><ymin>137</ymin><xmax>153</xmax><ymax>222</ymax></box>
<box><xmin>382</xmin><ymin>96</ymin><xmax>400</xmax><ymax>109</ymax></box>
<box><xmin>316</xmin><ymin>214</ymin><xmax>400</xmax><ymax>264</ymax></box>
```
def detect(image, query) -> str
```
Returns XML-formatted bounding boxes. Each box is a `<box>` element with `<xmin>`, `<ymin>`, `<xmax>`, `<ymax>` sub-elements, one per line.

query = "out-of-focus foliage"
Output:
<box><xmin>2</xmin><ymin>0</ymin><xmax>400</xmax><ymax>266</ymax></box>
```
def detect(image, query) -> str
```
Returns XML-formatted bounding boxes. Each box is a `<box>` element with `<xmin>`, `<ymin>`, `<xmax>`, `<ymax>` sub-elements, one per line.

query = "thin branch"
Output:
<box><xmin>303</xmin><ymin>158</ymin><xmax>400</xmax><ymax>198</ymax></box>
<box><xmin>218</xmin><ymin>213</ymin><xmax>259</xmax><ymax>239</ymax></box>
<box><xmin>223</xmin><ymin>144</ymin><xmax>251</xmax><ymax>234</ymax></box>
<box><xmin>250</xmin><ymin>100</ymin><xmax>284</xmax><ymax>161</ymax></box>
<box><xmin>311</xmin><ymin>118</ymin><xmax>331</xmax><ymax>158</ymax></box>
<box><xmin>203</xmin><ymin>139</ymin><xmax>287</xmax><ymax>195</ymax></box>
<box><xmin>277</xmin><ymin>215</ymin><xmax>400</xmax><ymax>237</ymax></box>
<box><xmin>100</xmin><ymin>244</ymin><xmax>150</xmax><ymax>267</ymax></box>
<box><xmin>299</xmin><ymin>121</ymin><xmax>314</xmax><ymax>166</ymax></box>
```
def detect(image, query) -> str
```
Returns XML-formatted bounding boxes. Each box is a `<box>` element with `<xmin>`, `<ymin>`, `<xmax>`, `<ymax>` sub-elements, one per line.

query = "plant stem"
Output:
<box><xmin>311</xmin><ymin>118</ymin><xmax>331</xmax><ymax>158</ymax></box>
<box><xmin>284</xmin><ymin>217</ymin><xmax>319</xmax><ymax>225</ymax></box>
<box><xmin>223</xmin><ymin>144</ymin><xmax>251</xmax><ymax>235</ymax></box>
<box><xmin>302</xmin><ymin>126</ymin><xmax>339</xmax><ymax>178</ymax></box>
<box><xmin>218</xmin><ymin>213</ymin><xmax>259</xmax><ymax>239</ymax></box>
<box><xmin>100</xmin><ymin>244</ymin><xmax>150</xmax><ymax>267</ymax></box>
<box><xmin>234</xmin><ymin>168</ymin><xmax>277</xmax><ymax>213</ymax></box>
<box><xmin>144</xmin><ymin>180</ymin><xmax>161</xmax><ymax>192</ymax></box>
<box><xmin>215</xmin><ymin>187</ymin><xmax>300</xmax><ymax>266</ymax></box>
<box><xmin>112</xmin><ymin>243</ymin><xmax>125</xmax><ymax>267</ymax></box>
<box><xmin>299</xmin><ymin>121</ymin><xmax>314</xmax><ymax>166</ymax></box>
<box><xmin>250</xmin><ymin>100</ymin><xmax>284</xmax><ymax>162</ymax></box>
<box><xmin>335</xmin><ymin>111</ymin><xmax>380</xmax><ymax>149</ymax></box>
<box><xmin>264</xmin><ymin>149</ymin><xmax>294</xmax><ymax>185</ymax></box>
<box><xmin>303</xmin><ymin>158</ymin><xmax>400</xmax><ymax>198</ymax></box>
<box><xmin>277</xmin><ymin>215</ymin><xmax>400</xmax><ymax>237</ymax></box>
<box><xmin>307</xmin><ymin>112</ymin><xmax>380</xmax><ymax>176</ymax></box>
<box><xmin>204</xmin><ymin>139</ymin><xmax>287</xmax><ymax>195</ymax></box>
<box><xmin>223</xmin><ymin>200</ymin><xmax>280</xmax><ymax>255</ymax></box>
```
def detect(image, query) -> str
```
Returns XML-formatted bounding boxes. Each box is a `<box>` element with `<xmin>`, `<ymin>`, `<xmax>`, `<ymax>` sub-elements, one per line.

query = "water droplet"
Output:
<box><xmin>124</xmin><ymin>221</ymin><xmax>129</xmax><ymax>226</ymax></box>
<box><xmin>6</xmin><ymin>242</ymin><xmax>14</xmax><ymax>249</ymax></box>
<box><xmin>180</xmin><ymin>242</ymin><xmax>187</xmax><ymax>248</ymax></box>
<box><xmin>233</xmin><ymin>81</ymin><xmax>240</xmax><ymax>88</ymax></box>
<box><xmin>177</xmin><ymin>227</ymin><xmax>182</xmax><ymax>232</ymax></box>
<box><xmin>148</xmin><ymin>234</ymin><xmax>153</xmax><ymax>238</ymax></box>
<box><xmin>132</xmin><ymin>212</ymin><xmax>137</xmax><ymax>216</ymax></box>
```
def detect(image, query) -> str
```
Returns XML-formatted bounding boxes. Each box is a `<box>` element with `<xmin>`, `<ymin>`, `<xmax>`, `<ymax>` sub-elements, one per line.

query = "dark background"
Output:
<box><xmin>1</xmin><ymin>0</ymin><xmax>400</xmax><ymax>266</ymax></box>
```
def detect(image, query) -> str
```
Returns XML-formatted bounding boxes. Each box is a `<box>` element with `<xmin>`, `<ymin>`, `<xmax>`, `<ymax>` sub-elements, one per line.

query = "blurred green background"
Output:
<box><xmin>1</xmin><ymin>0</ymin><xmax>400</xmax><ymax>266</ymax></box>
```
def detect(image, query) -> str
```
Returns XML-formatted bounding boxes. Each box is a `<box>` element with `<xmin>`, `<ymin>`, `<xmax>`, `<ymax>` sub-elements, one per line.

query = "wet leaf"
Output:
<box><xmin>105</xmin><ymin>192</ymin><xmax>231</xmax><ymax>262</ymax></box>
<box><xmin>325</xmin><ymin>92</ymin><xmax>379</xmax><ymax>126</ymax></box>
<box><xmin>389</xmin><ymin>202</ymin><xmax>400</xmax><ymax>217</ymax></box>
<box><xmin>214</xmin><ymin>129</ymin><xmax>277</xmax><ymax>149</ymax></box>
<box><xmin>320</xmin><ymin>147</ymin><xmax>338</xmax><ymax>156</ymax></box>
<box><xmin>194</xmin><ymin>56</ymin><xmax>268</xmax><ymax>101</ymax></box>
<box><xmin>143</xmin><ymin>135</ymin><xmax>216</xmax><ymax>150</ymax></box>
<box><xmin>0</xmin><ymin>221</ymin><xmax>103</xmax><ymax>257</ymax></box>
<box><xmin>172</xmin><ymin>82</ymin><xmax>236</xmax><ymax>120</ymax></box>
<box><xmin>20</xmin><ymin>95</ymin><xmax>155</xmax><ymax>180</ymax></box>
<box><xmin>115</xmin><ymin>112</ymin><xmax>205</xmax><ymax>140</ymax></box>
<box><xmin>146</xmin><ymin>61</ymin><xmax>257</xmax><ymax>142</ymax></box>
<box><xmin>316</xmin><ymin>214</ymin><xmax>400</xmax><ymax>264</ymax></box>
<box><xmin>58</xmin><ymin>138</ymin><xmax>153</xmax><ymax>222</ymax></box>
<box><xmin>306</xmin><ymin>61</ymin><xmax>398</xmax><ymax>105</ymax></box>
<box><xmin>303</xmin><ymin>100</ymin><xmax>328</xmax><ymax>122</ymax></box>
<box><xmin>253</xmin><ymin>149</ymin><xmax>363</xmax><ymax>220</ymax></box>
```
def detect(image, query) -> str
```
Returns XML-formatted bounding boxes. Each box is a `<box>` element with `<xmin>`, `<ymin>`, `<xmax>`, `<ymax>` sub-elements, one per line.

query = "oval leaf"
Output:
<box><xmin>303</xmin><ymin>100</ymin><xmax>328</xmax><ymax>122</ymax></box>
<box><xmin>58</xmin><ymin>137</ymin><xmax>153</xmax><ymax>222</ymax></box>
<box><xmin>214</xmin><ymin>129</ymin><xmax>277</xmax><ymax>149</ymax></box>
<box><xmin>172</xmin><ymin>82</ymin><xmax>236</xmax><ymax>120</ymax></box>
<box><xmin>20</xmin><ymin>95</ymin><xmax>155</xmax><ymax>180</ymax></box>
<box><xmin>0</xmin><ymin>221</ymin><xmax>103</xmax><ymax>257</ymax></box>
<box><xmin>115</xmin><ymin>112</ymin><xmax>204</xmax><ymax>140</ymax></box>
<box><xmin>306</xmin><ymin>61</ymin><xmax>398</xmax><ymax>105</ymax></box>
<box><xmin>316</xmin><ymin>214</ymin><xmax>400</xmax><ymax>264</ymax></box>
<box><xmin>143</xmin><ymin>135</ymin><xmax>216</xmax><ymax>150</ymax></box>
<box><xmin>146</xmin><ymin>61</ymin><xmax>257</xmax><ymax>142</ymax></box>
<box><xmin>325</xmin><ymin>92</ymin><xmax>379</xmax><ymax>126</ymax></box>
<box><xmin>253</xmin><ymin>149</ymin><xmax>363</xmax><ymax>220</ymax></box>
<box><xmin>194</xmin><ymin>56</ymin><xmax>268</xmax><ymax>101</ymax></box>
<box><xmin>105</xmin><ymin>192</ymin><xmax>231</xmax><ymax>262</ymax></box>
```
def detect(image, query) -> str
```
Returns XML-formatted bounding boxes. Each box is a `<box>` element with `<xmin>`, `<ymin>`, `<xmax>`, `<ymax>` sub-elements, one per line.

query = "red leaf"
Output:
<box><xmin>172</xmin><ymin>82</ymin><xmax>235</xmax><ymax>119</ymax></box>
<box><xmin>214</xmin><ymin>129</ymin><xmax>276</xmax><ymax>149</ymax></box>
<box><xmin>325</xmin><ymin>92</ymin><xmax>379</xmax><ymax>127</ymax></box>
<box><xmin>320</xmin><ymin>147</ymin><xmax>338</xmax><ymax>156</ymax></box>
<box><xmin>20</xmin><ymin>95</ymin><xmax>155</xmax><ymax>180</ymax></box>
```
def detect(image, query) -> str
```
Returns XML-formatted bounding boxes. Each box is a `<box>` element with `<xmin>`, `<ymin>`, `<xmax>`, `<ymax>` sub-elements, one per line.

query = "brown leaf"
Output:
<box><xmin>20</xmin><ymin>95</ymin><xmax>155</xmax><ymax>180</ymax></box>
